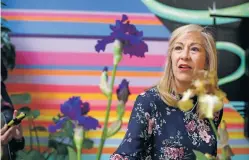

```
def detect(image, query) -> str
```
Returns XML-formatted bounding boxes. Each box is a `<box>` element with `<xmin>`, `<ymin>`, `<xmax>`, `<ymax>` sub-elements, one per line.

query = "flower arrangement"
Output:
<box><xmin>177</xmin><ymin>70</ymin><xmax>234</xmax><ymax>160</ymax></box>
<box><xmin>95</xmin><ymin>14</ymin><xmax>148</xmax><ymax>160</ymax></box>
<box><xmin>48</xmin><ymin>96</ymin><xmax>101</xmax><ymax>160</ymax></box>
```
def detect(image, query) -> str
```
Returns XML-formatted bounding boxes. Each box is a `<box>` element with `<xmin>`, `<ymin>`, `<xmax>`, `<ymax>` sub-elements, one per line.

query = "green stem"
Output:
<box><xmin>208</xmin><ymin>119</ymin><xmax>219</xmax><ymax>139</ymax></box>
<box><xmin>75</xmin><ymin>128</ymin><xmax>85</xmax><ymax>160</ymax></box>
<box><xmin>96</xmin><ymin>64</ymin><xmax>118</xmax><ymax>160</ymax></box>
<box><xmin>208</xmin><ymin>119</ymin><xmax>226</xmax><ymax>160</ymax></box>
<box><xmin>28</xmin><ymin>115</ymin><xmax>33</xmax><ymax>150</ymax></box>
<box><xmin>31</xmin><ymin>120</ymin><xmax>40</xmax><ymax>152</ymax></box>
<box><xmin>77</xmin><ymin>149</ymin><xmax>81</xmax><ymax>160</ymax></box>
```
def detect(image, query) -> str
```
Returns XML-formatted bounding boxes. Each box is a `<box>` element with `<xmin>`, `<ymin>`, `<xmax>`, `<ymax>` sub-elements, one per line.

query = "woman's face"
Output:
<box><xmin>171</xmin><ymin>31</ymin><xmax>207</xmax><ymax>84</ymax></box>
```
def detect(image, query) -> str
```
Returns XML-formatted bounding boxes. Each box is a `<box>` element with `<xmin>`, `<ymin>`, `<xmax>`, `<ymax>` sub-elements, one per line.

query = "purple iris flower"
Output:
<box><xmin>48</xmin><ymin>97</ymin><xmax>100</xmax><ymax>133</ymax></box>
<box><xmin>95</xmin><ymin>14</ymin><xmax>148</xmax><ymax>57</ymax></box>
<box><xmin>48</xmin><ymin>117</ymin><xmax>68</xmax><ymax>133</ymax></box>
<box><xmin>116</xmin><ymin>79</ymin><xmax>131</xmax><ymax>104</ymax></box>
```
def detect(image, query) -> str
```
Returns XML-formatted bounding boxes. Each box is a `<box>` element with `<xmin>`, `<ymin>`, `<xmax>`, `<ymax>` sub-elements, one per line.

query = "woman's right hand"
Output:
<box><xmin>1</xmin><ymin>124</ymin><xmax>15</xmax><ymax>145</ymax></box>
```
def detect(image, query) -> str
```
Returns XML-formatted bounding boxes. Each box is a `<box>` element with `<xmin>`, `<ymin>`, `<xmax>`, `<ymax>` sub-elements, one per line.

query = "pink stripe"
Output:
<box><xmin>30</xmin><ymin>99</ymin><xmax>136</xmax><ymax>106</ymax></box>
<box><xmin>2</xmin><ymin>11</ymin><xmax>158</xmax><ymax>20</ymax></box>
<box><xmin>16</xmin><ymin>51</ymin><xmax>166</xmax><ymax>67</ymax></box>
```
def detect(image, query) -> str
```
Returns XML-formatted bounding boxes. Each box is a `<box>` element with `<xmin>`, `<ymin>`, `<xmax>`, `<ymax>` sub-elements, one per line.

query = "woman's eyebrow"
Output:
<box><xmin>175</xmin><ymin>42</ymin><xmax>183</xmax><ymax>45</ymax></box>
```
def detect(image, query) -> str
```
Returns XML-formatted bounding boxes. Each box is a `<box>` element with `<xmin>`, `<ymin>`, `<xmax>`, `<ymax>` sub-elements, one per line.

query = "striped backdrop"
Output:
<box><xmin>2</xmin><ymin>0</ymin><xmax>249</xmax><ymax>159</ymax></box>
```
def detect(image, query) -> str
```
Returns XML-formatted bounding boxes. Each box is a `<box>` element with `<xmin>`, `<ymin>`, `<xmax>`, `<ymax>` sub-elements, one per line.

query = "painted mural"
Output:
<box><xmin>1</xmin><ymin>0</ymin><xmax>249</xmax><ymax>159</ymax></box>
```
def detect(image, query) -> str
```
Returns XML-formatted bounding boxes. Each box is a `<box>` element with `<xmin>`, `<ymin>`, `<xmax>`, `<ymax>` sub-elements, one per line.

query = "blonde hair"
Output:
<box><xmin>156</xmin><ymin>24</ymin><xmax>218</xmax><ymax>107</ymax></box>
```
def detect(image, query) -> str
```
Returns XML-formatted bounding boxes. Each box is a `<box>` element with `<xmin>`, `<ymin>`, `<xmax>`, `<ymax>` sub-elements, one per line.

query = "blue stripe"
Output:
<box><xmin>24</xmin><ymin>136</ymin><xmax>249</xmax><ymax>146</ymax></box>
<box><xmin>5</xmin><ymin>0</ymin><xmax>151</xmax><ymax>13</ymax></box>
<box><xmin>47</xmin><ymin>154</ymin><xmax>249</xmax><ymax>160</ymax></box>
<box><xmin>220</xmin><ymin>139</ymin><xmax>249</xmax><ymax>146</ymax></box>
<box><xmin>234</xmin><ymin>106</ymin><xmax>246</xmax><ymax>110</ymax></box>
<box><xmin>15</xmin><ymin>64</ymin><xmax>164</xmax><ymax>72</ymax></box>
<box><xmin>24</xmin><ymin>137</ymin><xmax>122</xmax><ymax>147</ymax></box>
<box><xmin>230</xmin><ymin>101</ymin><xmax>246</xmax><ymax>106</ymax></box>
<box><xmin>5</xmin><ymin>21</ymin><xmax>170</xmax><ymax>39</ymax></box>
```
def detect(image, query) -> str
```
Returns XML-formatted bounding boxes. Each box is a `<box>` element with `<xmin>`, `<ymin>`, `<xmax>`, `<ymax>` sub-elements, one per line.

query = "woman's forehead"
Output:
<box><xmin>175</xmin><ymin>32</ymin><xmax>204</xmax><ymax>44</ymax></box>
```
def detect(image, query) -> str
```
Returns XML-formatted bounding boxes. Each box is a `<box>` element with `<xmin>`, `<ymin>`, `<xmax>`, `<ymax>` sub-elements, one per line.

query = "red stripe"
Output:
<box><xmin>15</xmin><ymin>51</ymin><xmax>166</xmax><ymax>67</ymax></box>
<box><xmin>6</xmin><ymin>83</ymin><xmax>146</xmax><ymax>94</ymax></box>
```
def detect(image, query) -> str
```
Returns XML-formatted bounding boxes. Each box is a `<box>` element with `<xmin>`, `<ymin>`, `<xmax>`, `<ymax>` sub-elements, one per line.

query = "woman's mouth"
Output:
<box><xmin>178</xmin><ymin>64</ymin><xmax>192</xmax><ymax>71</ymax></box>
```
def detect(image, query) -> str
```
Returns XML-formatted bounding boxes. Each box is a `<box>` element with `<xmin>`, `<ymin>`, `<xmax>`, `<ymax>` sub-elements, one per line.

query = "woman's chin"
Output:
<box><xmin>176</xmin><ymin>75</ymin><xmax>193</xmax><ymax>84</ymax></box>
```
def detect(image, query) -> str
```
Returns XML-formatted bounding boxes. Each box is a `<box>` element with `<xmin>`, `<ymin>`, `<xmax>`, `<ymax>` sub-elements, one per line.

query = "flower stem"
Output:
<box><xmin>96</xmin><ymin>64</ymin><xmax>118</xmax><ymax>160</ymax></box>
<box><xmin>208</xmin><ymin>119</ymin><xmax>219</xmax><ymax>139</ymax></box>
<box><xmin>208</xmin><ymin>119</ymin><xmax>226</xmax><ymax>160</ymax></box>
<box><xmin>77</xmin><ymin>149</ymin><xmax>81</xmax><ymax>160</ymax></box>
<box><xmin>75</xmin><ymin>128</ymin><xmax>85</xmax><ymax>160</ymax></box>
<box><xmin>32</xmin><ymin>120</ymin><xmax>40</xmax><ymax>152</ymax></box>
<box><xmin>28</xmin><ymin>115</ymin><xmax>33</xmax><ymax>150</ymax></box>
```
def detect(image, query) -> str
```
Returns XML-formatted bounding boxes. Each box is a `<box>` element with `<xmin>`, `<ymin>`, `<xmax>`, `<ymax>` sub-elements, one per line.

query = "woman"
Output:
<box><xmin>110</xmin><ymin>24</ymin><xmax>223</xmax><ymax>160</ymax></box>
<box><xmin>1</xmin><ymin>59</ymin><xmax>25</xmax><ymax>160</ymax></box>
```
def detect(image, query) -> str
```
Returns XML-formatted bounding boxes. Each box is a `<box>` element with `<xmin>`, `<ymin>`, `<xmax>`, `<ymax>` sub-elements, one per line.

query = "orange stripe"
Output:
<box><xmin>4</xmin><ymin>15</ymin><xmax>162</xmax><ymax>25</ymax></box>
<box><xmin>9</xmin><ymin>69</ymin><xmax>162</xmax><ymax>77</ymax></box>
<box><xmin>24</xmin><ymin>146</ymin><xmax>249</xmax><ymax>154</ymax></box>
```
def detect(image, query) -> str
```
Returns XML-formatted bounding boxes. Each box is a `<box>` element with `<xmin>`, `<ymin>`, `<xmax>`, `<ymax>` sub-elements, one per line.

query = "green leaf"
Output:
<box><xmin>48</xmin><ymin>139</ymin><xmax>69</xmax><ymax>155</ymax></box>
<box><xmin>106</xmin><ymin>120</ymin><xmax>122</xmax><ymax>138</ymax></box>
<box><xmin>44</xmin><ymin>152</ymin><xmax>57</xmax><ymax>160</ymax></box>
<box><xmin>1</xmin><ymin>2</ymin><xmax>6</xmax><ymax>6</ymax></box>
<box><xmin>10</xmin><ymin>93</ymin><xmax>31</xmax><ymax>105</ymax></box>
<box><xmin>1</xmin><ymin>26</ymin><xmax>11</xmax><ymax>32</ymax></box>
<box><xmin>26</xmin><ymin>150</ymin><xmax>46</xmax><ymax>160</ymax></box>
<box><xmin>193</xmin><ymin>150</ymin><xmax>209</xmax><ymax>160</ymax></box>
<box><xmin>67</xmin><ymin>147</ymin><xmax>77</xmax><ymax>160</ymax></box>
<box><xmin>32</xmin><ymin>110</ymin><xmax>40</xmax><ymax>119</ymax></box>
<box><xmin>32</xmin><ymin>126</ymin><xmax>47</xmax><ymax>132</ymax></box>
<box><xmin>63</xmin><ymin>120</ymin><xmax>74</xmax><ymax>137</ymax></box>
<box><xmin>50</xmin><ymin>131</ymin><xmax>68</xmax><ymax>138</ymax></box>
<box><xmin>16</xmin><ymin>150</ymin><xmax>28</xmax><ymax>160</ymax></box>
<box><xmin>52</xmin><ymin>117</ymin><xmax>59</xmax><ymax>123</ymax></box>
<box><xmin>18</xmin><ymin>106</ymin><xmax>31</xmax><ymax>115</ymax></box>
<box><xmin>82</xmin><ymin>139</ymin><xmax>94</xmax><ymax>149</ymax></box>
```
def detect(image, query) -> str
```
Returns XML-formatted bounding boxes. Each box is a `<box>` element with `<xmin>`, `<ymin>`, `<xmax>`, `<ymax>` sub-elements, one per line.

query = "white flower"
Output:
<box><xmin>99</xmin><ymin>69</ymin><xmax>111</xmax><ymax>97</ymax></box>
<box><xmin>113</xmin><ymin>39</ymin><xmax>123</xmax><ymax>65</ymax></box>
<box><xmin>198</xmin><ymin>94</ymin><xmax>223</xmax><ymax>119</ymax></box>
<box><xmin>177</xmin><ymin>89</ymin><xmax>194</xmax><ymax>112</ymax></box>
<box><xmin>73</xmin><ymin>125</ymin><xmax>84</xmax><ymax>149</ymax></box>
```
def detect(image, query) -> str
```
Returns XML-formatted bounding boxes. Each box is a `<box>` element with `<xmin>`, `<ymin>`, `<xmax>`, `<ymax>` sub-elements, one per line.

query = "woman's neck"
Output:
<box><xmin>175</xmin><ymin>80</ymin><xmax>191</xmax><ymax>95</ymax></box>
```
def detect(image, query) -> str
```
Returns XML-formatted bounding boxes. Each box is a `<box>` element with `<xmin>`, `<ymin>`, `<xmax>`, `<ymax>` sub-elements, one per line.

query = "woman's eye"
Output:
<box><xmin>191</xmin><ymin>47</ymin><xmax>199</xmax><ymax>52</ymax></box>
<box><xmin>174</xmin><ymin>46</ymin><xmax>182</xmax><ymax>50</ymax></box>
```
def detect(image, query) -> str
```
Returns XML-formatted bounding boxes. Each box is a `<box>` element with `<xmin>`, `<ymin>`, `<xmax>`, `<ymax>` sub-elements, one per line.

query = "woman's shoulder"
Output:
<box><xmin>137</xmin><ymin>86</ymin><xmax>161</xmax><ymax>100</ymax></box>
<box><xmin>135</xmin><ymin>86</ymin><xmax>166</xmax><ymax>108</ymax></box>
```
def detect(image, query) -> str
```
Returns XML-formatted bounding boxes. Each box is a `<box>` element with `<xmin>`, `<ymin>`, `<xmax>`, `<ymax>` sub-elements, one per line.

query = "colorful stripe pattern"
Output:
<box><xmin>2</xmin><ymin>0</ymin><xmax>249</xmax><ymax>159</ymax></box>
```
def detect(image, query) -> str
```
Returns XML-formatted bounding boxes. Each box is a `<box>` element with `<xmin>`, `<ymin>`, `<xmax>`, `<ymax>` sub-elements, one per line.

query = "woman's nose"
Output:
<box><xmin>180</xmin><ymin>48</ymin><xmax>190</xmax><ymax>60</ymax></box>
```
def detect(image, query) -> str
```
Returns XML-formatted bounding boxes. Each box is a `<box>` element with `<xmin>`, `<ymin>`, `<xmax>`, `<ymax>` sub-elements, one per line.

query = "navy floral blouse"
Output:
<box><xmin>110</xmin><ymin>87</ymin><xmax>223</xmax><ymax>160</ymax></box>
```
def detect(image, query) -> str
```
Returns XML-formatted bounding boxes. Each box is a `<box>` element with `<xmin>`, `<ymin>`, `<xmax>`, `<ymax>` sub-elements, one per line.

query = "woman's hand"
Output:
<box><xmin>1</xmin><ymin>125</ymin><xmax>14</xmax><ymax>145</ymax></box>
<box><xmin>11</xmin><ymin>110</ymin><xmax>23</xmax><ymax>140</ymax></box>
<box><xmin>1</xmin><ymin>110</ymin><xmax>24</xmax><ymax>145</ymax></box>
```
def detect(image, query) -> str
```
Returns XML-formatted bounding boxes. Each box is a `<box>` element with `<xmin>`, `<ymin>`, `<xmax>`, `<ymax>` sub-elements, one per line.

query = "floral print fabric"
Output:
<box><xmin>110</xmin><ymin>87</ymin><xmax>223</xmax><ymax>160</ymax></box>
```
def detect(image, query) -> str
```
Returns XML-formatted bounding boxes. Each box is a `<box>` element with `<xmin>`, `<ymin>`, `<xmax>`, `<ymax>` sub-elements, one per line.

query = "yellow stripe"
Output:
<box><xmin>22</xmin><ymin>131</ymin><xmax>246</xmax><ymax>139</ymax></box>
<box><xmin>29</xmin><ymin>116</ymin><xmax>243</xmax><ymax>125</ymax></box>
<box><xmin>8</xmin><ymin>92</ymin><xmax>138</xmax><ymax>101</ymax></box>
